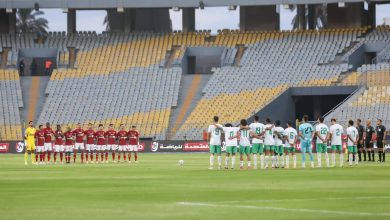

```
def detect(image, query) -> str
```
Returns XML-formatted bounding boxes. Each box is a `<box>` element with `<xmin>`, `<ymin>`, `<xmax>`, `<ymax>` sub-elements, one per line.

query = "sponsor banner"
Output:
<box><xmin>183</xmin><ymin>142</ymin><xmax>209</xmax><ymax>152</ymax></box>
<box><xmin>0</xmin><ymin>143</ymin><xmax>10</xmax><ymax>153</ymax></box>
<box><xmin>150</xmin><ymin>141</ymin><xmax>183</xmax><ymax>152</ymax></box>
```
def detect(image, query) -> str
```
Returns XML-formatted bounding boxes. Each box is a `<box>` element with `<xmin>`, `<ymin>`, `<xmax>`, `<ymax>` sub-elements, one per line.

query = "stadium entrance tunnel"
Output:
<box><xmin>182</xmin><ymin>47</ymin><xmax>224</xmax><ymax>74</ymax></box>
<box><xmin>18</xmin><ymin>48</ymin><xmax>57</xmax><ymax>76</ymax></box>
<box><xmin>248</xmin><ymin>86</ymin><xmax>358</xmax><ymax>126</ymax></box>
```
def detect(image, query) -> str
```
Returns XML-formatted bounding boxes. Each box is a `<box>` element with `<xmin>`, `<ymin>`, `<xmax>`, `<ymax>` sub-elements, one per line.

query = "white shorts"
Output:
<box><xmin>86</xmin><ymin>144</ymin><xmax>95</xmax><ymax>151</ymax></box>
<box><xmin>54</xmin><ymin>145</ymin><xmax>64</xmax><ymax>152</ymax></box>
<box><xmin>36</xmin><ymin>145</ymin><xmax>44</xmax><ymax>152</ymax></box>
<box><xmin>106</xmin><ymin>144</ymin><xmax>114</xmax><ymax>151</ymax></box>
<box><xmin>95</xmin><ymin>145</ymin><xmax>105</xmax><ymax>151</ymax></box>
<box><xmin>65</xmin><ymin>145</ymin><xmax>73</xmax><ymax>152</ymax></box>
<box><xmin>128</xmin><ymin>145</ymin><xmax>138</xmax><ymax>152</ymax></box>
<box><xmin>118</xmin><ymin>145</ymin><xmax>127</xmax><ymax>151</ymax></box>
<box><xmin>74</xmin><ymin>142</ymin><xmax>85</xmax><ymax>150</ymax></box>
<box><xmin>44</xmin><ymin>143</ymin><xmax>53</xmax><ymax>151</ymax></box>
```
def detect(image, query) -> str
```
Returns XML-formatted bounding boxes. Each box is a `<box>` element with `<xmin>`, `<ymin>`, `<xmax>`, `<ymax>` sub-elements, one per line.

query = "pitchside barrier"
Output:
<box><xmin>1</xmin><ymin>135</ymin><xmax>390</xmax><ymax>153</ymax></box>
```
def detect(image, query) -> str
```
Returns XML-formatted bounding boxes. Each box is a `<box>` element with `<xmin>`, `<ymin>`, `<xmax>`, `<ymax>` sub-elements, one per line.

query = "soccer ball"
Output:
<box><xmin>178</xmin><ymin>160</ymin><xmax>184</xmax><ymax>167</ymax></box>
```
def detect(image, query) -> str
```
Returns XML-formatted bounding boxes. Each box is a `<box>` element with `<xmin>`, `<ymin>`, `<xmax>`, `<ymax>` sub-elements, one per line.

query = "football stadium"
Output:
<box><xmin>0</xmin><ymin>0</ymin><xmax>390</xmax><ymax>219</ymax></box>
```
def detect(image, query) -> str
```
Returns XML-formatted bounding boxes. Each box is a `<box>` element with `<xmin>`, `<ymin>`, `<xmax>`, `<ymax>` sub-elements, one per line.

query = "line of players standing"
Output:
<box><xmin>207</xmin><ymin>115</ymin><xmax>387</xmax><ymax>170</ymax></box>
<box><xmin>25</xmin><ymin>121</ymin><xmax>140</xmax><ymax>165</ymax></box>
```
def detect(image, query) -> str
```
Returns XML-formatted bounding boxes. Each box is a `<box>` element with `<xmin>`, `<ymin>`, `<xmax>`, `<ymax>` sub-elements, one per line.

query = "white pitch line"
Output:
<box><xmin>177</xmin><ymin>202</ymin><xmax>390</xmax><ymax>217</ymax></box>
<box><xmin>213</xmin><ymin>196</ymin><xmax>390</xmax><ymax>204</ymax></box>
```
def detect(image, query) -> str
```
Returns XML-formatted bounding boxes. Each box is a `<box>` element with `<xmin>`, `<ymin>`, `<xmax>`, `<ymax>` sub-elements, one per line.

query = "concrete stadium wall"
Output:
<box><xmin>240</xmin><ymin>6</ymin><xmax>280</xmax><ymax>31</ymax></box>
<box><xmin>247</xmin><ymin>86</ymin><xmax>358</xmax><ymax>127</ymax></box>
<box><xmin>327</xmin><ymin>3</ymin><xmax>367</xmax><ymax>28</ymax></box>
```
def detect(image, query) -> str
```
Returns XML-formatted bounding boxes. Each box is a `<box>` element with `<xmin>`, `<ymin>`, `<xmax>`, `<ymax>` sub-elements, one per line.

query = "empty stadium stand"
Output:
<box><xmin>2</xmin><ymin>26</ymin><xmax>390</xmax><ymax>141</ymax></box>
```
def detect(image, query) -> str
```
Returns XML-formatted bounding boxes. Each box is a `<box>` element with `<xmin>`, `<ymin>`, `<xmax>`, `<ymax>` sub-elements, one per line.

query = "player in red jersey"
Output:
<box><xmin>35</xmin><ymin>125</ymin><xmax>46</xmax><ymax>164</ymax></box>
<box><xmin>117</xmin><ymin>124</ymin><xmax>128</xmax><ymax>162</ymax></box>
<box><xmin>73</xmin><ymin>123</ymin><xmax>85</xmax><ymax>163</ymax></box>
<box><xmin>43</xmin><ymin>122</ymin><xmax>54</xmax><ymax>163</ymax></box>
<box><xmin>84</xmin><ymin>123</ymin><xmax>95</xmax><ymax>163</ymax></box>
<box><xmin>105</xmin><ymin>124</ymin><xmax>117</xmax><ymax>163</ymax></box>
<box><xmin>94</xmin><ymin>124</ymin><xmax>106</xmax><ymax>163</ymax></box>
<box><xmin>64</xmin><ymin>127</ymin><xmax>75</xmax><ymax>164</ymax></box>
<box><xmin>54</xmin><ymin>124</ymin><xmax>65</xmax><ymax>164</ymax></box>
<box><xmin>128</xmin><ymin>125</ymin><xmax>140</xmax><ymax>163</ymax></box>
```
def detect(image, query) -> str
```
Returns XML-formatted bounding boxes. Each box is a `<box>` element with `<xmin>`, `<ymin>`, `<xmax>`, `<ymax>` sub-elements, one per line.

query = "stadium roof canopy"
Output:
<box><xmin>0</xmin><ymin>0</ymin><xmax>389</xmax><ymax>9</ymax></box>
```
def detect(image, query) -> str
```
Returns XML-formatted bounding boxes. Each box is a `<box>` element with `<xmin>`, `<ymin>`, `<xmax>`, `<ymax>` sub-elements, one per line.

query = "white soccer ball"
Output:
<box><xmin>178</xmin><ymin>160</ymin><xmax>184</xmax><ymax>167</ymax></box>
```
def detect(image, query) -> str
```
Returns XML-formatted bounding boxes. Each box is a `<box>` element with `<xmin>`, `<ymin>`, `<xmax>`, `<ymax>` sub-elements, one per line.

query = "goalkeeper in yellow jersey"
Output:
<box><xmin>24</xmin><ymin>121</ymin><xmax>37</xmax><ymax>165</ymax></box>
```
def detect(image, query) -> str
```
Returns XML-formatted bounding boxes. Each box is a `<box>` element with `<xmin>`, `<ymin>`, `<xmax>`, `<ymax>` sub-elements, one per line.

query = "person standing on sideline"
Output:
<box><xmin>328</xmin><ymin>118</ymin><xmax>344</xmax><ymax>167</ymax></box>
<box><xmin>365</xmin><ymin>120</ymin><xmax>375</xmax><ymax>162</ymax></box>
<box><xmin>207</xmin><ymin>116</ymin><xmax>223</xmax><ymax>170</ymax></box>
<box><xmin>315</xmin><ymin>117</ymin><xmax>330</xmax><ymax>168</ymax></box>
<box><xmin>376</xmin><ymin>119</ymin><xmax>387</xmax><ymax>163</ymax></box>
<box><xmin>356</xmin><ymin>119</ymin><xmax>365</xmax><ymax>162</ymax></box>
<box><xmin>346</xmin><ymin>120</ymin><xmax>359</xmax><ymax>166</ymax></box>
<box><xmin>298</xmin><ymin>115</ymin><xmax>315</xmax><ymax>168</ymax></box>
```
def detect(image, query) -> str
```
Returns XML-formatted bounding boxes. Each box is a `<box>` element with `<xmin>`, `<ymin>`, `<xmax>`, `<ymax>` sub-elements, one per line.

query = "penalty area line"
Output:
<box><xmin>177</xmin><ymin>202</ymin><xmax>390</xmax><ymax>217</ymax></box>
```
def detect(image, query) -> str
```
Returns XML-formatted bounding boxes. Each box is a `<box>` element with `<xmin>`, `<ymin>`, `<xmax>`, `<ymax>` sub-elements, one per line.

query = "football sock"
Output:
<box><xmin>309</xmin><ymin>152</ymin><xmax>314</xmax><ymax>162</ymax></box>
<box><xmin>368</xmin><ymin>151</ymin><xmax>371</xmax><ymax>161</ymax></box>
<box><xmin>32</xmin><ymin>152</ymin><xmax>35</xmax><ymax>163</ymax></box>
<box><xmin>105</xmin><ymin>152</ymin><xmax>108</xmax><ymax>161</ymax></box>
<box><xmin>54</xmin><ymin>152</ymin><xmax>57</xmax><ymax>162</ymax></box>
<box><xmin>331</xmin><ymin>153</ymin><xmax>336</xmax><ymax>166</ymax></box>
<box><xmin>240</xmin><ymin>160</ymin><xmax>244</xmax><ymax>167</ymax></box>
<box><xmin>35</xmin><ymin>153</ymin><xmax>38</xmax><ymax>162</ymax></box>
<box><xmin>355</xmin><ymin>154</ymin><xmax>359</xmax><ymax>165</ymax></box>
<box><xmin>358</xmin><ymin>151</ymin><xmax>361</xmax><ymax>161</ymax></box>
<box><xmin>43</xmin><ymin>152</ymin><xmax>46</xmax><ymax>162</ymax></box>
<box><xmin>135</xmin><ymin>154</ymin><xmax>138</xmax><ymax>161</ymax></box>
<box><xmin>217</xmin><ymin>156</ymin><xmax>222</xmax><ymax>166</ymax></box>
<box><xmin>112</xmin><ymin>152</ymin><xmax>115</xmax><ymax>161</ymax></box>
<box><xmin>352</xmin><ymin>154</ymin><xmax>355</xmax><ymax>162</ymax></box>
<box><xmin>123</xmin><ymin>153</ymin><xmax>126</xmax><ymax>161</ymax></box>
<box><xmin>325</xmin><ymin>152</ymin><xmax>330</xmax><ymax>167</ymax></box>
<box><xmin>340</xmin><ymin>154</ymin><xmax>344</xmax><ymax>167</ymax></box>
<box><xmin>260</xmin><ymin>154</ymin><xmax>264</xmax><ymax>169</ymax></box>
<box><xmin>209</xmin><ymin>155</ymin><xmax>214</xmax><ymax>167</ymax></box>
<box><xmin>118</xmin><ymin>154</ymin><xmax>121</xmax><ymax>161</ymax></box>
<box><xmin>247</xmin><ymin>161</ymin><xmax>251</xmax><ymax>167</ymax></box>
<box><xmin>293</xmin><ymin>155</ymin><xmax>297</xmax><ymax>168</ymax></box>
<box><xmin>231</xmin><ymin>156</ymin><xmax>236</xmax><ymax>168</ymax></box>
<box><xmin>285</xmin><ymin>155</ymin><xmax>289</xmax><ymax>167</ymax></box>
<box><xmin>371</xmin><ymin>151</ymin><xmax>375</xmax><ymax>161</ymax></box>
<box><xmin>383</xmin><ymin>153</ymin><xmax>386</xmax><ymax>162</ymax></box>
<box><xmin>73</xmin><ymin>151</ymin><xmax>77</xmax><ymax>162</ymax></box>
<box><xmin>128</xmin><ymin>153</ymin><xmax>131</xmax><ymax>161</ymax></box>
<box><xmin>101</xmin><ymin>152</ymin><xmax>104</xmax><ymax>161</ymax></box>
<box><xmin>253</xmin><ymin>154</ymin><xmax>258</xmax><ymax>167</ymax></box>
<box><xmin>47</xmin><ymin>152</ymin><xmax>51</xmax><ymax>162</ymax></box>
<box><xmin>317</xmin><ymin>153</ymin><xmax>322</xmax><ymax>167</ymax></box>
<box><xmin>379</xmin><ymin>152</ymin><xmax>382</xmax><ymax>162</ymax></box>
<box><xmin>349</xmin><ymin>153</ymin><xmax>353</xmax><ymax>166</ymax></box>
<box><xmin>302</xmin><ymin>153</ymin><xmax>306</xmax><ymax>163</ymax></box>
<box><xmin>265</xmin><ymin>156</ymin><xmax>269</xmax><ymax>167</ymax></box>
<box><xmin>90</xmin><ymin>152</ymin><xmax>93</xmax><ymax>161</ymax></box>
<box><xmin>60</xmin><ymin>152</ymin><xmax>63</xmax><ymax>162</ymax></box>
<box><xmin>225</xmin><ymin>157</ymin><xmax>229</xmax><ymax>167</ymax></box>
<box><xmin>281</xmin><ymin>155</ymin><xmax>284</xmax><ymax>167</ymax></box>
<box><xmin>96</xmin><ymin>152</ymin><xmax>99</xmax><ymax>161</ymax></box>
<box><xmin>271</xmin><ymin>156</ymin><xmax>275</xmax><ymax>167</ymax></box>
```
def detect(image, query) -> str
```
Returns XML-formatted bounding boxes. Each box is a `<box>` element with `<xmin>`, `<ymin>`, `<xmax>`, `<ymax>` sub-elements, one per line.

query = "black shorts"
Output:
<box><xmin>377</xmin><ymin>141</ymin><xmax>384</xmax><ymax>149</ymax></box>
<box><xmin>365</xmin><ymin>141</ymin><xmax>373</xmax><ymax>148</ymax></box>
<box><xmin>357</xmin><ymin>142</ymin><xmax>364</xmax><ymax>149</ymax></box>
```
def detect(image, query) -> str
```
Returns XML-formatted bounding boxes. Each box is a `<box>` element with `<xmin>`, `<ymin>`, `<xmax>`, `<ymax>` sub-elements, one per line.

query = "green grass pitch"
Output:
<box><xmin>1</xmin><ymin>153</ymin><xmax>390</xmax><ymax>220</ymax></box>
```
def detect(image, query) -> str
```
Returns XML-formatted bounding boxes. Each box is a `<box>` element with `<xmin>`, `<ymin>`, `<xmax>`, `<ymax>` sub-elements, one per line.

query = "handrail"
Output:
<box><xmin>321</xmin><ymin>86</ymin><xmax>364</xmax><ymax>120</ymax></box>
